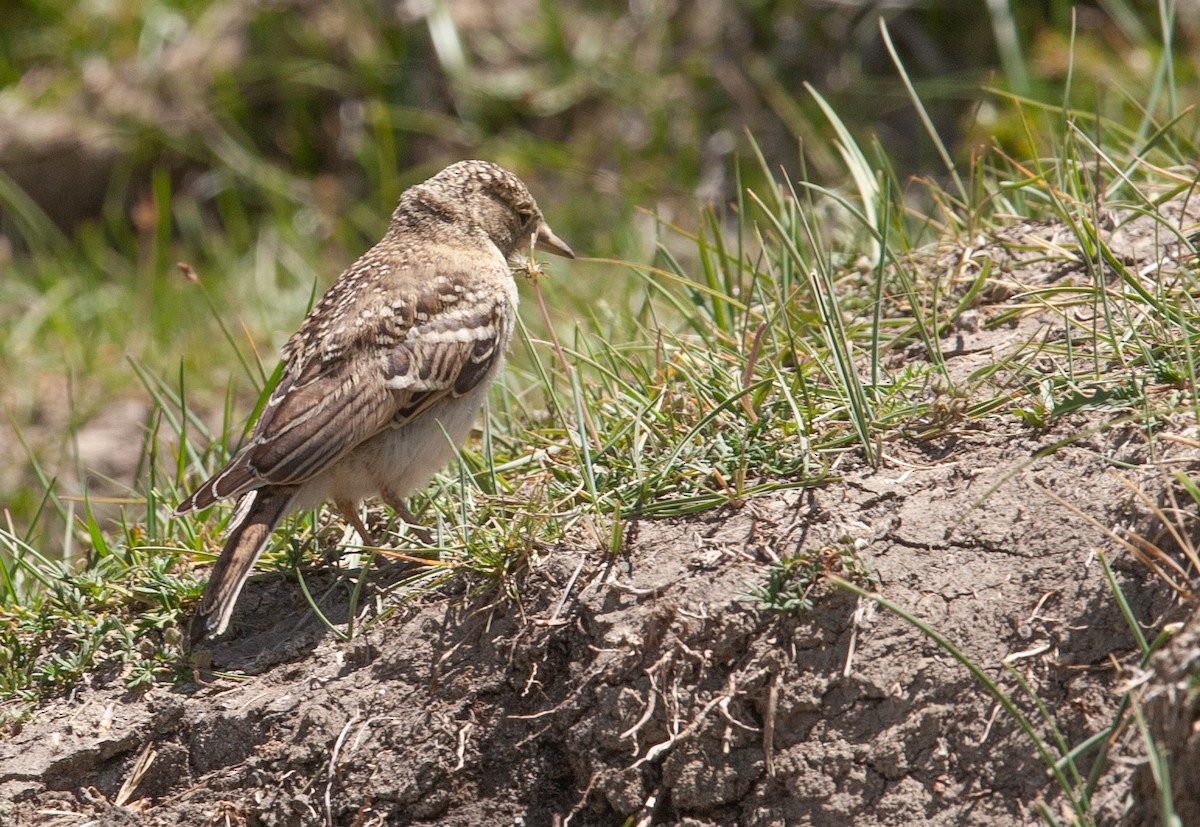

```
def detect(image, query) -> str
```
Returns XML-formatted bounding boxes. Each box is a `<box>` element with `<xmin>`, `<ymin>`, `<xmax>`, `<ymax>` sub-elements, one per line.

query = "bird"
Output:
<box><xmin>175</xmin><ymin>160</ymin><xmax>575</xmax><ymax>643</ymax></box>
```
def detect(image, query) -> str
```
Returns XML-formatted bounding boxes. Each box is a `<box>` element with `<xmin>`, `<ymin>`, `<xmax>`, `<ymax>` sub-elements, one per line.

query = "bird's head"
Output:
<box><xmin>400</xmin><ymin>160</ymin><xmax>575</xmax><ymax>263</ymax></box>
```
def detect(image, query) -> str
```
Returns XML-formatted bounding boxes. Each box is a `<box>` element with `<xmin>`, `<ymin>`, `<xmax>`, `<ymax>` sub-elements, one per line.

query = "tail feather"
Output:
<box><xmin>175</xmin><ymin>459</ymin><xmax>258</xmax><ymax>516</ymax></box>
<box><xmin>189</xmin><ymin>486</ymin><xmax>295</xmax><ymax>644</ymax></box>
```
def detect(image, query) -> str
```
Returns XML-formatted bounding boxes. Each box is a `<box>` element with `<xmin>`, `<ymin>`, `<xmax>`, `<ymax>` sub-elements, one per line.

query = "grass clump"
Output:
<box><xmin>0</xmin><ymin>513</ymin><xmax>196</xmax><ymax>725</ymax></box>
<box><xmin>746</xmin><ymin>539</ymin><xmax>872</xmax><ymax>615</ymax></box>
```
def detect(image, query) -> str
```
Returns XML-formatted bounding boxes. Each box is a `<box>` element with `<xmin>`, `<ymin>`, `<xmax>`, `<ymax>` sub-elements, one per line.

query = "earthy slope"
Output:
<box><xmin>0</xmin><ymin>414</ymin><xmax>1188</xmax><ymax>826</ymax></box>
<box><xmin>4</xmin><ymin>211</ymin><xmax>1200</xmax><ymax>825</ymax></box>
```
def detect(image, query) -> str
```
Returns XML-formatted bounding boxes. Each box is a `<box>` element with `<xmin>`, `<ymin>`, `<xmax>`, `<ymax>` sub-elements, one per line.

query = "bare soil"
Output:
<box><xmin>1</xmin><ymin>417</ymin><xmax>1194</xmax><ymax>825</ymax></box>
<box><xmin>3</xmin><ymin>210</ymin><xmax>1200</xmax><ymax>825</ymax></box>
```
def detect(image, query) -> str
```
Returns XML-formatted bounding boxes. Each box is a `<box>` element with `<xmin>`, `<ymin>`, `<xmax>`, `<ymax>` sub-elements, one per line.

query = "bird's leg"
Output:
<box><xmin>381</xmin><ymin>491</ymin><xmax>434</xmax><ymax>545</ymax></box>
<box><xmin>334</xmin><ymin>500</ymin><xmax>378</xmax><ymax>547</ymax></box>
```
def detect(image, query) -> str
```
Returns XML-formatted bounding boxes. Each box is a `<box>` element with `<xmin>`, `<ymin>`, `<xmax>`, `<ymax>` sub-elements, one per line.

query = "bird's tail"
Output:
<box><xmin>189</xmin><ymin>486</ymin><xmax>295</xmax><ymax>644</ymax></box>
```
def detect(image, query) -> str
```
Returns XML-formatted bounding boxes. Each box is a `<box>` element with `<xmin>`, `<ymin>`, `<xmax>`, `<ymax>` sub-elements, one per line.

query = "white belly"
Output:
<box><xmin>290</xmin><ymin>370</ymin><xmax>497</xmax><ymax>512</ymax></box>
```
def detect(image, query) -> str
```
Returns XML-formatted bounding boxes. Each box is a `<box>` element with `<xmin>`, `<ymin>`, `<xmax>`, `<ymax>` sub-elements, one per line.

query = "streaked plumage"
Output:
<box><xmin>176</xmin><ymin>160</ymin><xmax>574</xmax><ymax>642</ymax></box>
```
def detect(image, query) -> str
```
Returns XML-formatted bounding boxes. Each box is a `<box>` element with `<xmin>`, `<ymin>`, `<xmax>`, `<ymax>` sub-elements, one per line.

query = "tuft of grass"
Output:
<box><xmin>0</xmin><ymin>503</ymin><xmax>196</xmax><ymax>726</ymax></box>
<box><xmin>745</xmin><ymin>539</ymin><xmax>872</xmax><ymax>614</ymax></box>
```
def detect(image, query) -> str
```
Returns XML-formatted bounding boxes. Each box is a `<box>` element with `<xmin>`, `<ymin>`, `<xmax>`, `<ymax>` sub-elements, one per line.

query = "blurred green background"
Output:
<box><xmin>0</xmin><ymin>0</ymin><xmax>1195</xmax><ymax>541</ymax></box>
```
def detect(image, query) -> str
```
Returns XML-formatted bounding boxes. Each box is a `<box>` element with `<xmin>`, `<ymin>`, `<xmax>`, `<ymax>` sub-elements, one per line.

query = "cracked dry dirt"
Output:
<box><xmin>1</xmin><ymin>421</ymin><xmax>1187</xmax><ymax>826</ymax></box>
<box><xmin>4</xmin><ymin>210</ymin><xmax>1200</xmax><ymax>825</ymax></box>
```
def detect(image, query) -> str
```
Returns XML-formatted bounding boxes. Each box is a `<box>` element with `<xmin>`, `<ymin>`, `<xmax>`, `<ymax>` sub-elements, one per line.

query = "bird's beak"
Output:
<box><xmin>535</xmin><ymin>222</ymin><xmax>576</xmax><ymax>259</ymax></box>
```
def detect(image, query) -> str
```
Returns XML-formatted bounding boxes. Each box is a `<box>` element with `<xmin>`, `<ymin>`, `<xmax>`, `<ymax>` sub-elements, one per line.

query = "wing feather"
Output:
<box><xmin>175</xmin><ymin>258</ymin><xmax>513</xmax><ymax>514</ymax></box>
<box><xmin>384</xmin><ymin>296</ymin><xmax>511</xmax><ymax>427</ymax></box>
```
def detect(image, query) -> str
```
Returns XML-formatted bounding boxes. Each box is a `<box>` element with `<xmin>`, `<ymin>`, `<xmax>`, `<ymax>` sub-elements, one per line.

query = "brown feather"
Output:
<box><xmin>189</xmin><ymin>486</ymin><xmax>295</xmax><ymax>643</ymax></box>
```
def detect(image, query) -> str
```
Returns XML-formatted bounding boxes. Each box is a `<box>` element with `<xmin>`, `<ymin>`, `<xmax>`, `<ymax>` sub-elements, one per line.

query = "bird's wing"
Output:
<box><xmin>176</xmin><ymin>259</ymin><xmax>513</xmax><ymax>512</ymax></box>
<box><xmin>382</xmin><ymin>283</ymin><xmax>514</xmax><ymax>428</ymax></box>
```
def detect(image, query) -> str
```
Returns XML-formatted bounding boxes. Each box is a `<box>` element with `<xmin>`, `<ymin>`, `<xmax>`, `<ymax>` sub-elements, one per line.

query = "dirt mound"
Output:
<box><xmin>5</xmin><ymin>206</ymin><xmax>1200</xmax><ymax>824</ymax></box>
<box><xmin>0</xmin><ymin>415</ymin><xmax>1184</xmax><ymax>826</ymax></box>
<box><xmin>1129</xmin><ymin>616</ymin><xmax>1200</xmax><ymax>826</ymax></box>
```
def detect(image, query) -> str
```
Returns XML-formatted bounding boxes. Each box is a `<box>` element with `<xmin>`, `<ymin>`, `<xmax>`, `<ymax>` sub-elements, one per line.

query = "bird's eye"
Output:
<box><xmin>517</xmin><ymin>209</ymin><xmax>536</xmax><ymax>227</ymax></box>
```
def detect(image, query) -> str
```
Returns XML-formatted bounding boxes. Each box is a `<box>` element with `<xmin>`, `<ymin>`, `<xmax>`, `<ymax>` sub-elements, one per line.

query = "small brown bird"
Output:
<box><xmin>176</xmin><ymin>160</ymin><xmax>574</xmax><ymax>642</ymax></box>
